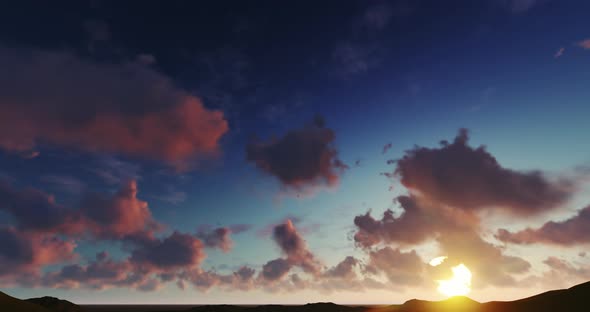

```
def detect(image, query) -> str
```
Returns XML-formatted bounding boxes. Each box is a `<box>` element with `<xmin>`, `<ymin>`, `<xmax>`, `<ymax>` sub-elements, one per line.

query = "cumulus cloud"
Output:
<box><xmin>366</xmin><ymin>247</ymin><xmax>424</xmax><ymax>286</ymax></box>
<box><xmin>0</xmin><ymin>180</ymin><xmax>76</xmax><ymax>232</ymax></box>
<box><xmin>272</xmin><ymin>220</ymin><xmax>322</xmax><ymax>276</ymax></box>
<box><xmin>196</xmin><ymin>227</ymin><xmax>234</xmax><ymax>252</ymax></box>
<box><xmin>351</xmin><ymin>129</ymin><xmax>549</xmax><ymax>289</ymax></box>
<box><xmin>80</xmin><ymin>180</ymin><xmax>161</xmax><ymax>240</ymax></box>
<box><xmin>41</xmin><ymin>252</ymin><xmax>135</xmax><ymax>290</ymax></box>
<box><xmin>323</xmin><ymin>256</ymin><xmax>359</xmax><ymax>280</ymax></box>
<box><xmin>0</xmin><ymin>179</ymin><xmax>161</xmax><ymax>241</ymax></box>
<box><xmin>262</xmin><ymin>258</ymin><xmax>293</xmax><ymax>281</ymax></box>
<box><xmin>130</xmin><ymin>231</ymin><xmax>206</xmax><ymax>270</ymax></box>
<box><xmin>0</xmin><ymin>46</ymin><xmax>228</xmax><ymax>168</ymax></box>
<box><xmin>246</xmin><ymin>117</ymin><xmax>347</xmax><ymax>192</ymax></box>
<box><xmin>395</xmin><ymin>128</ymin><xmax>573</xmax><ymax>215</ymax></box>
<box><xmin>496</xmin><ymin>205</ymin><xmax>590</xmax><ymax>245</ymax></box>
<box><xmin>0</xmin><ymin>227</ymin><xmax>77</xmax><ymax>283</ymax></box>
<box><xmin>353</xmin><ymin>195</ymin><xmax>476</xmax><ymax>247</ymax></box>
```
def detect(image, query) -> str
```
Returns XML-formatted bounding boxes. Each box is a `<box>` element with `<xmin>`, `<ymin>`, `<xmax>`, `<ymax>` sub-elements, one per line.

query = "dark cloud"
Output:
<box><xmin>353</xmin><ymin>195</ymin><xmax>475</xmax><ymax>247</ymax></box>
<box><xmin>496</xmin><ymin>205</ymin><xmax>590</xmax><ymax>245</ymax></box>
<box><xmin>0</xmin><ymin>46</ymin><xmax>228</xmax><ymax>168</ymax></box>
<box><xmin>246</xmin><ymin>117</ymin><xmax>348</xmax><ymax>192</ymax></box>
<box><xmin>42</xmin><ymin>255</ymin><xmax>134</xmax><ymax>290</ymax></box>
<box><xmin>0</xmin><ymin>180</ymin><xmax>75</xmax><ymax>232</ymax></box>
<box><xmin>272</xmin><ymin>220</ymin><xmax>322</xmax><ymax>276</ymax></box>
<box><xmin>235</xmin><ymin>266</ymin><xmax>256</xmax><ymax>281</ymax></box>
<box><xmin>130</xmin><ymin>231</ymin><xmax>206</xmax><ymax>270</ymax></box>
<box><xmin>395</xmin><ymin>128</ymin><xmax>573</xmax><ymax>215</ymax></box>
<box><xmin>261</xmin><ymin>258</ymin><xmax>292</xmax><ymax>281</ymax></box>
<box><xmin>323</xmin><ymin>256</ymin><xmax>359</xmax><ymax>280</ymax></box>
<box><xmin>0</xmin><ymin>179</ymin><xmax>161</xmax><ymax>241</ymax></box>
<box><xmin>0</xmin><ymin>227</ymin><xmax>76</xmax><ymax>280</ymax></box>
<box><xmin>196</xmin><ymin>227</ymin><xmax>234</xmax><ymax>252</ymax></box>
<box><xmin>366</xmin><ymin>247</ymin><xmax>423</xmax><ymax>286</ymax></box>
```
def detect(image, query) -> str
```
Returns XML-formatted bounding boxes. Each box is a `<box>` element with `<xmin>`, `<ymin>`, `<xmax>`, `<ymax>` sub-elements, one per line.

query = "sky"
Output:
<box><xmin>1</xmin><ymin>0</ymin><xmax>590</xmax><ymax>305</ymax></box>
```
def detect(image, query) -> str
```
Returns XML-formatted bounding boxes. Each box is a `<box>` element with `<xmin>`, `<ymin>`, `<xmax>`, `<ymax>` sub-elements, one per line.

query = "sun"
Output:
<box><xmin>436</xmin><ymin>263</ymin><xmax>472</xmax><ymax>297</ymax></box>
<box><xmin>429</xmin><ymin>256</ymin><xmax>473</xmax><ymax>297</ymax></box>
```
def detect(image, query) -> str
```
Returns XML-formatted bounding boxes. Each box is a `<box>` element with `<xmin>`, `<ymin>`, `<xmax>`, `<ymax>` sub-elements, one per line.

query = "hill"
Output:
<box><xmin>4</xmin><ymin>280</ymin><xmax>590</xmax><ymax>312</ymax></box>
<box><xmin>26</xmin><ymin>296</ymin><xmax>84</xmax><ymax>312</ymax></box>
<box><xmin>0</xmin><ymin>290</ymin><xmax>52</xmax><ymax>312</ymax></box>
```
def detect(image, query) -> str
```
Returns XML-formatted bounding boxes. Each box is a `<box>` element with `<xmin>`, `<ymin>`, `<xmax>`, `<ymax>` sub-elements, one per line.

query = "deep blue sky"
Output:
<box><xmin>1</xmin><ymin>0</ymin><xmax>590</xmax><ymax>304</ymax></box>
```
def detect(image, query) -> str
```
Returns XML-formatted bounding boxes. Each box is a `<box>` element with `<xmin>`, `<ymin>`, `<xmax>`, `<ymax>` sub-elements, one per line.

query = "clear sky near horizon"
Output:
<box><xmin>1</xmin><ymin>0</ymin><xmax>590</xmax><ymax>305</ymax></box>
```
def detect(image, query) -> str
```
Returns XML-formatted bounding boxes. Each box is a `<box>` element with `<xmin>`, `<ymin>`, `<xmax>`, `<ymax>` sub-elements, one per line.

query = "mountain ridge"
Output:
<box><xmin>2</xmin><ymin>280</ymin><xmax>589</xmax><ymax>312</ymax></box>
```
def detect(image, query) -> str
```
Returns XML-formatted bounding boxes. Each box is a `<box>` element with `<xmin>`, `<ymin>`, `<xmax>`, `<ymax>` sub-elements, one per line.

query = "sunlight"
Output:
<box><xmin>437</xmin><ymin>263</ymin><xmax>472</xmax><ymax>297</ymax></box>
<box><xmin>429</xmin><ymin>256</ymin><xmax>448</xmax><ymax>267</ymax></box>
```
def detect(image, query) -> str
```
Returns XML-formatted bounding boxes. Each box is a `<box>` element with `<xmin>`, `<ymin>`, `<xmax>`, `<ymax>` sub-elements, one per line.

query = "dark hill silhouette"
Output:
<box><xmin>0</xmin><ymin>290</ymin><xmax>52</xmax><ymax>312</ymax></box>
<box><xmin>480</xmin><ymin>280</ymin><xmax>590</xmax><ymax>312</ymax></box>
<box><xmin>26</xmin><ymin>296</ymin><xmax>84</xmax><ymax>312</ymax></box>
<box><xmin>3</xmin><ymin>280</ymin><xmax>590</xmax><ymax>312</ymax></box>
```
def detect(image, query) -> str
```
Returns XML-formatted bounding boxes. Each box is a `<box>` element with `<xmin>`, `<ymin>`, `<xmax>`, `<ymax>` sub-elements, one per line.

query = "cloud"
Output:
<box><xmin>554</xmin><ymin>47</ymin><xmax>565</xmax><ymax>58</ymax></box>
<box><xmin>261</xmin><ymin>258</ymin><xmax>292</xmax><ymax>281</ymax></box>
<box><xmin>395</xmin><ymin>128</ymin><xmax>573</xmax><ymax>215</ymax></box>
<box><xmin>0</xmin><ymin>178</ymin><xmax>161</xmax><ymax>243</ymax></box>
<box><xmin>351</xmin><ymin>129</ymin><xmax>547</xmax><ymax>289</ymax></box>
<box><xmin>577</xmin><ymin>38</ymin><xmax>590</xmax><ymax>50</ymax></box>
<box><xmin>130</xmin><ymin>231</ymin><xmax>206</xmax><ymax>270</ymax></box>
<box><xmin>196</xmin><ymin>227</ymin><xmax>234</xmax><ymax>252</ymax></box>
<box><xmin>323</xmin><ymin>256</ymin><xmax>359</xmax><ymax>280</ymax></box>
<box><xmin>246</xmin><ymin>117</ymin><xmax>347</xmax><ymax>192</ymax></box>
<box><xmin>0</xmin><ymin>227</ymin><xmax>76</xmax><ymax>281</ymax></box>
<box><xmin>41</xmin><ymin>252</ymin><xmax>135</xmax><ymax>290</ymax></box>
<box><xmin>437</xmin><ymin>230</ymin><xmax>530</xmax><ymax>288</ymax></box>
<box><xmin>527</xmin><ymin>257</ymin><xmax>590</xmax><ymax>288</ymax></box>
<box><xmin>0</xmin><ymin>46</ymin><xmax>228</xmax><ymax>168</ymax></box>
<box><xmin>366</xmin><ymin>247</ymin><xmax>424</xmax><ymax>286</ymax></box>
<box><xmin>353</xmin><ymin>195</ymin><xmax>476</xmax><ymax>247</ymax></box>
<box><xmin>0</xmin><ymin>180</ymin><xmax>75</xmax><ymax>232</ymax></box>
<box><xmin>79</xmin><ymin>180</ymin><xmax>161</xmax><ymax>240</ymax></box>
<box><xmin>272</xmin><ymin>220</ymin><xmax>322</xmax><ymax>276</ymax></box>
<box><xmin>496</xmin><ymin>205</ymin><xmax>590</xmax><ymax>245</ymax></box>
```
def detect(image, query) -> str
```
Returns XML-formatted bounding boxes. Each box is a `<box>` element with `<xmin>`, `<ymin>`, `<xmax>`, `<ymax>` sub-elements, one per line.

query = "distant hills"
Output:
<box><xmin>2</xmin><ymin>280</ymin><xmax>589</xmax><ymax>312</ymax></box>
<box><xmin>26</xmin><ymin>297</ymin><xmax>83</xmax><ymax>312</ymax></box>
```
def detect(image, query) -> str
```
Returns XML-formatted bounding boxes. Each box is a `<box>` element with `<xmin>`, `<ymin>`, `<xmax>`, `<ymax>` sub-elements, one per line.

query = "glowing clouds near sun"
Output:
<box><xmin>429</xmin><ymin>256</ymin><xmax>448</xmax><ymax>267</ymax></box>
<box><xmin>430</xmin><ymin>256</ymin><xmax>472</xmax><ymax>297</ymax></box>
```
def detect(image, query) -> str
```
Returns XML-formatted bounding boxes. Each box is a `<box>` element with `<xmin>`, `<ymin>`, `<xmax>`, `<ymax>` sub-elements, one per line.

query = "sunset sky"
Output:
<box><xmin>1</xmin><ymin>0</ymin><xmax>590</xmax><ymax>305</ymax></box>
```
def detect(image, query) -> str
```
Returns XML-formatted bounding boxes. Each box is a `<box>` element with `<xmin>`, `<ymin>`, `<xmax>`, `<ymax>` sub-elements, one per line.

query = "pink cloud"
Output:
<box><xmin>0</xmin><ymin>46</ymin><xmax>228</xmax><ymax>168</ymax></box>
<box><xmin>496</xmin><ymin>205</ymin><xmax>590</xmax><ymax>245</ymax></box>
<box><xmin>577</xmin><ymin>38</ymin><xmax>590</xmax><ymax>49</ymax></box>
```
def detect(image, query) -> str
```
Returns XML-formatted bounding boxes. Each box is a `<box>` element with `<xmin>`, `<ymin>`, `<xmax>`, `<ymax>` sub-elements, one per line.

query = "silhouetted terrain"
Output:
<box><xmin>26</xmin><ymin>297</ymin><xmax>83</xmax><ymax>312</ymax></box>
<box><xmin>2</xmin><ymin>281</ymin><xmax>589</xmax><ymax>312</ymax></box>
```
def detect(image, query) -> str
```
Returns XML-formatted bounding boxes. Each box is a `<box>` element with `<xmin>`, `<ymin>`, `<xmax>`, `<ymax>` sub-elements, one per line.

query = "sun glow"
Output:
<box><xmin>437</xmin><ymin>263</ymin><xmax>472</xmax><ymax>297</ymax></box>
<box><xmin>429</xmin><ymin>256</ymin><xmax>448</xmax><ymax>267</ymax></box>
<box><xmin>429</xmin><ymin>256</ymin><xmax>472</xmax><ymax>297</ymax></box>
